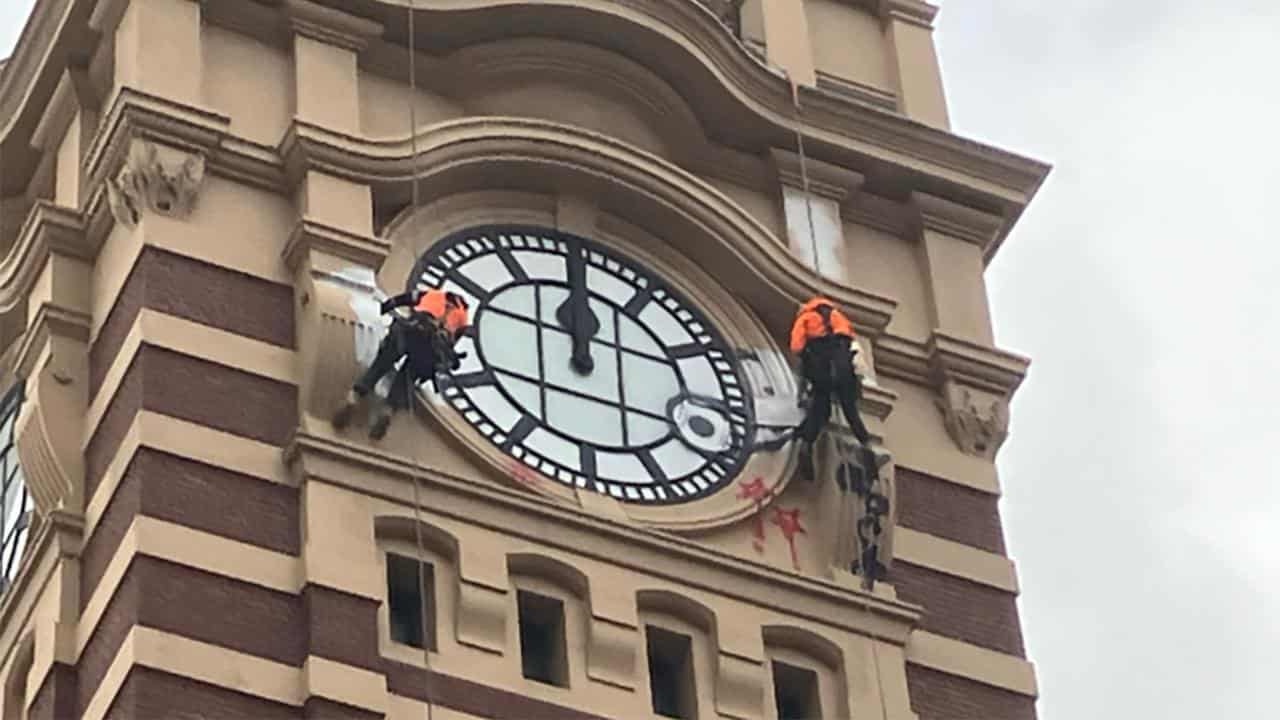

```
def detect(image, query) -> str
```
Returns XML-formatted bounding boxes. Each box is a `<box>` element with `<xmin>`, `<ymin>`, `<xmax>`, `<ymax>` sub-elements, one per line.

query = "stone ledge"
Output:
<box><xmin>906</xmin><ymin>630</ymin><xmax>1038</xmax><ymax>698</ymax></box>
<box><xmin>288</xmin><ymin>430</ymin><xmax>924</xmax><ymax>645</ymax></box>
<box><xmin>893</xmin><ymin>527</ymin><xmax>1019</xmax><ymax>593</ymax></box>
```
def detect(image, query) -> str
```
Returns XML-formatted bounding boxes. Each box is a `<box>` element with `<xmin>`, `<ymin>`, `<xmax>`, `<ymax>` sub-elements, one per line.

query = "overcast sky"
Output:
<box><xmin>3</xmin><ymin>1</ymin><xmax>1276</xmax><ymax>718</ymax></box>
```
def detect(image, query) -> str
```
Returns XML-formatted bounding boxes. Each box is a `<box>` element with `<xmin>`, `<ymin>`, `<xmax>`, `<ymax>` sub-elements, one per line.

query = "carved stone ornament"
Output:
<box><xmin>106</xmin><ymin>141</ymin><xmax>207</xmax><ymax>228</ymax></box>
<box><xmin>936</xmin><ymin>381</ymin><xmax>1010</xmax><ymax>460</ymax></box>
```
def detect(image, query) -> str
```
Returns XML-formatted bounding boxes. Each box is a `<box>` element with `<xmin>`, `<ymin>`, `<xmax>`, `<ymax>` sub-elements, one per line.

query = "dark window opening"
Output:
<box><xmin>517</xmin><ymin>590</ymin><xmax>569</xmax><ymax>687</ymax></box>
<box><xmin>386</xmin><ymin>553</ymin><xmax>435</xmax><ymax>650</ymax></box>
<box><xmin>773</xmin><ymin>661</ymin><xmax>822</xmax><ymax>720</ymax></box>
<box><xmin>646</xmin><ymin>625</ymin><xmax>697</xmax><ymax>719</ymax></box>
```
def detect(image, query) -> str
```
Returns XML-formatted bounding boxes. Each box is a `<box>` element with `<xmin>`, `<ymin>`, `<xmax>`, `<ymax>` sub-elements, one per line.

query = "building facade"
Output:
<box><xmin>0</xmin><ymin>0</ymin><xmax>1047</xmax><ymax>718</ymax></box>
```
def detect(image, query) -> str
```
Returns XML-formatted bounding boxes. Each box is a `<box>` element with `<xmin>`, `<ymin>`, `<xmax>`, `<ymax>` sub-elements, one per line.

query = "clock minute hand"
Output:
<box><xmin>555</xmin><ymin>240</ymin><xmax>601</xmax><ymax>375</ymax></box>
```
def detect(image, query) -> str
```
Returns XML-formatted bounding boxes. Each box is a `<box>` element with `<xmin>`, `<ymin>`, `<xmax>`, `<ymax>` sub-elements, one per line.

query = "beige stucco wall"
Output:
<box><xmin>806</xmin><ymin>0</ymin><xmax>895</xmax><ymax>92</ymax></box>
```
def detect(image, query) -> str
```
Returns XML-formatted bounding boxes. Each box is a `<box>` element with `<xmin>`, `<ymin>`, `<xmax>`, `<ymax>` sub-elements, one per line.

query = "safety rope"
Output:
<box><xmin>404</xmin><ymin>3</ymin><xmax>436</xmax><ymax>719</ymax></box>
<box><xmin>788</xmin><ymin>77</ymin><xmax>824</xmax><ymax>279</ymax></box>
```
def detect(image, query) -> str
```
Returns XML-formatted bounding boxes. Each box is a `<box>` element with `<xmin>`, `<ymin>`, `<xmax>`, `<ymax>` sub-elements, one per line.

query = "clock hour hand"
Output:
<box><xmin>555</xmin><ymin>240</ymin><xmax>601</xmax><ymax>374</ymax></box>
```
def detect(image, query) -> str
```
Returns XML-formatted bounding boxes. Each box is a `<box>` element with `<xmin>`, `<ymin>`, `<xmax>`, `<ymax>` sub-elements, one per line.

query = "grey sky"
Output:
<box><xmin>939</xmin><ymin>1</ymin><xmax>1280</xmax><ymax>717</ymax></box>
<box><xmin>3</xmin><ymin>1</ymin><xmax>1276</xmax><ymax>717</ymax></box>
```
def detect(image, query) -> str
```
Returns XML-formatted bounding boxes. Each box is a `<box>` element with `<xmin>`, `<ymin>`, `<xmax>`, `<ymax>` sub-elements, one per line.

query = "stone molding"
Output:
<box><xmin>769</xmin><ymin>147</ymin><xmax>867</xmax><ymax>201</ymax></box>
<box><xmin>877</xmin><ymin>0</ymin><xmax>940</xmax><ymax>28</ymax></box>
<box><xmin>56</xmin><ymin>90</ymin><xmax>1032</xmax><ymax>404</ymax></box>
<box><xmin>283</xmin><ymin>218</ymin><xmax>391</xmax><ymax>274</ymax></box>
<box><xmin>906</xmin><ymin>630</ymin><xmax>1038</xmax><ymax>698</ymax></box>
<box><xmin>0</xmin><ymin>202</ymin><xmax>88</xmax><ymax>316</ymax></box>
<box><xmin>876</xmin><ymin>330</ymin><xmax>1030</xmax><ymax>399</ymax></box>
<box><xmin>286</xmin><ymin>430</ymin><xmax>923</xmax><ymax>644</ymax></box>
<box><xmin>1</xmin><ymin>0</ymin><xmax>1047</xmax><ymax>230</ymax></box>
<box><xmin>279</xmin><ymin>116</ymin><xmax>898</xmax><ymax>336</ymax></box>
<box><xmin>815</xmin><ymin>70</ymin><xmax>898</xmax><ymax>112</ymax></box>
<box><xmin>911</xmin><ymin>190</ymin><xmax>1005</xmax><ymax>257</ymax></box>
<box><xmin>283</xmin><ymin>0</ymin><xmax>385</xmax><ymax>52</ymax></box>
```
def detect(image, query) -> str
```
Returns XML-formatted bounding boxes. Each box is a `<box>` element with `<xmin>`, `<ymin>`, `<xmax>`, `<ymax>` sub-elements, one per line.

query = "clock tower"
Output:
<box><xmin>0</xmin><ymin>0</ymin><xmax>1047</xmax><ymax>719</ymax></box>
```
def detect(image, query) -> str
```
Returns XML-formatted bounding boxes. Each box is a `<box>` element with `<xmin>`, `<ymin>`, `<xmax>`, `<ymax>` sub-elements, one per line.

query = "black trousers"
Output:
<box><xmin>354</xmin><ymin>325</ymin><xmax>437</xmax><ymax>410</ymax></box>
<box><xmin>798</xmin><ymin>334</ymin><xmax>871</xmax><ymax>446</ymax></box>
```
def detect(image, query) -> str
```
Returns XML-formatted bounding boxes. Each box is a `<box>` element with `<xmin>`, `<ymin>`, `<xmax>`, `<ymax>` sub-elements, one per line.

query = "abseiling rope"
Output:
<box><xmin>403</xmin><ymin>3</ymin><xmax>436</xmax><ymax>720</ymax></box>
<box><xmin>789</xmin><ymin>73</ymin><xmax>889</xmax><ymax>720</ymax></box>
<box><xmin>790</xmin><ymin>77</ymin><xmax>824</xmax><ymax>279</ymax></box>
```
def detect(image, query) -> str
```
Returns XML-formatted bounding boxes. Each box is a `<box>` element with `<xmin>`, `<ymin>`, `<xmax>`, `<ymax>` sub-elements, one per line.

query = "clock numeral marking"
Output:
<box><xmin>496</xmin><ymin>247</ymin><xmax>529</xmax><ymax>283</ymax></box>
<box><xmin>638</xmin><ymin>450</ymin><xmax>669</xmax><ymax>485</ymax></box>
<box><xmin>580</xmin><ymin>446</ymin><xmax>598</xmax><ymax>483</ymax></box>
<box><xmin>668</xmin><ymin>342</ymin><xmax>706</xmax><ymax>359</ymax></box>
<box><xmin>450</xmin><ymin>369</ymin><xmax>495</xmax><ymax>389</ymax></box>
<box><xmin>623</xmin><ymin>289</ymin><xmax>652</xmax><ymax>317</ymax></box>
<box><xmin>502</xmin><ymin>415</ymin><xmax>538</xmax><ymax>452</ymax></box>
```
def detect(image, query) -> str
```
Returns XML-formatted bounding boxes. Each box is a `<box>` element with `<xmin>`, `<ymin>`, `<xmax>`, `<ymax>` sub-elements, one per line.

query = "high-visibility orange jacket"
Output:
<box><xmin>414</xmin><ymin>290</ymin><xmax>470</xmax><ymax>334</ymax></box>
<box><xmin>789</xmin><ymin>297</ymin><xmax>854</xmax><ymax>354</ymax></box>
<box><xmin>382</xmin><ymin>289</ymin><xmax>470</xmax><ymax>335</ymax></box>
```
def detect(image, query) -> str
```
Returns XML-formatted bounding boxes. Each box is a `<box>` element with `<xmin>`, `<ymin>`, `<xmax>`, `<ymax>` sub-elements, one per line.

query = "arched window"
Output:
<box><xmin>506</xmin><ymin>553</ymin><xmax>590</xmax><ymax>691</ymax></box>
<box><xmin>762</xmin><ymin>626</ymin><xmax>847</xmax><ymax>720</ymax></box>
<box><xmin>636</xmin><ymin>590</ymin><xmax>718</xmax><ymax>720</ymax></box>
<box><xmin>0</xmin><ymin>381</ymin><xmax>30</xmax><ymax>596</ymax></box>
<box><xmin>374</xmin><ymin>517</ymin><xmax>460</xmax><ymax>665</ymax></box>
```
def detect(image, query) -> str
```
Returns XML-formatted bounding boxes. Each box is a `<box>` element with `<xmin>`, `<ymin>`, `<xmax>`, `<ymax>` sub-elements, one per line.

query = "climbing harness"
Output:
<box><xmin>403</xmin><ymin>3</ymin><xmax>438</xmax><ymax>719</ymax></box>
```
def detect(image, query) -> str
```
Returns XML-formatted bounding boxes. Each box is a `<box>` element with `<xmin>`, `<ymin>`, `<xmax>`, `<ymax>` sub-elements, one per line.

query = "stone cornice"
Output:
<box><xmin>875</xmin><ymin>330</ymin><xmax>1030</xmax><ymax>398</ymax></box>
<box><xmin>815</xmin><ymin>71</ymin><xmax>897</xmax><ymax>112</ymax></box>
<box><xmin>283</xmin><ymin>218</ymin><xmax>391</xmax><ymax>273</ymax></box>
<box><xmin>769</xmin><ymin>147</ymin><xmax>866</xmax><ymax>201</ymax></box>
<box><xmin>0</xmin><ymin>201</ymin><xmax>88</xmax><ymax>316</ymax></box>
<box><xmin>877</xmin><ymin>0</ymin><xmax>940</xmax><ymax>28</ymax></box>
<box><xmin>84</xmin><ymin>88</ymin><xmax>231</xmax><ymax>191</ymax></box>
<box><xmin>283</xmin><ymin>0</ymin><xmax>385</xmax><ymax>52</ymax></box>
<box><xmin>911</xmin><ymin>190</ymin><xmax>1004</xmax><ymax>252</ymax></box>
<box><xmin>286</xmin><ymin>430</ymin><xmax>923</xmax><ymax>644</ymax></box>
<box><xmin>1</xmin><ymin>0</ymin><xmax>1048</xmax><ymax>248</ymax></box>
<box><xmin>14</xmin><ymin>303</ymin><xmax>90</xmax><ymax>381</ymax></box>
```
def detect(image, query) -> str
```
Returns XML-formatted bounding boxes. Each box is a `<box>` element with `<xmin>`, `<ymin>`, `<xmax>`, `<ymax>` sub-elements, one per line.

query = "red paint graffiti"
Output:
<box><xmin>509</xmin><ymin>461</ymin><xmax>541</xmax><ymax>488</ymax></box>
<box><xmin>770</xmin><ymin>507</ymin><xmax>807</xmax><ymax>570</ymax></box>
<box><xmin>736</xmin><ymin>477</ymin><xmax>774</xmax><ymax>553</ymax></box>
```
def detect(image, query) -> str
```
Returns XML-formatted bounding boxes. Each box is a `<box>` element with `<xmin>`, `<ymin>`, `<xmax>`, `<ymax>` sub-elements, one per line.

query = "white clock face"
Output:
<box><xmin>409</xmin><ymin>225</ymin><xmax>754</xmax><ymax>504</ymax></box>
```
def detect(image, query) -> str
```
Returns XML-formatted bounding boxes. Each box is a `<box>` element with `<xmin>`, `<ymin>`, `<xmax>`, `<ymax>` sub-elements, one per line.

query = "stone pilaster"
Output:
<box><xmin>879</xmin><ymin>0</ymin><xmax>950</xmax><ymax>129</ymax></box>
<box><xmin>285</xmin><ymin>0</ymin><xmax>383</xmax><ymax>135</ymax></box>
<box><xmin>91</xmin><ymin>0</ymin><xmax>205</xmax><ymax>109</ymax></box>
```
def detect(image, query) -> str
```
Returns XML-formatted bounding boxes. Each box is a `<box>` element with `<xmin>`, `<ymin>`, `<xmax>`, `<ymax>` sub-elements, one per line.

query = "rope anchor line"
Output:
<box><xmin>403</xmin><ymin>4</ymin><xmax>437</xmax><ymax>720</ymax></box>
<box><xmin>789</xmin><ymin>72</ymin><xmax>890</xmax><ymax>720</ymax></box>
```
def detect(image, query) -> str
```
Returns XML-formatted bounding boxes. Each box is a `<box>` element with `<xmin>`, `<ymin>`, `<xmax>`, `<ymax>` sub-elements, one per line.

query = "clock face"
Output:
<box><xmin>408</xmin><ymin>225</ymin><xmax>755</xmax><ymax>504</ymax></box>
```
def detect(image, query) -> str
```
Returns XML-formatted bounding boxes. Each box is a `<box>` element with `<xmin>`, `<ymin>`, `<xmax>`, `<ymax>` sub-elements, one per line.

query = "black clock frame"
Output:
<box><xmin>407</xmin><ymin>224</ymin><xmax>759</xmax><ymax>505</ymax></box>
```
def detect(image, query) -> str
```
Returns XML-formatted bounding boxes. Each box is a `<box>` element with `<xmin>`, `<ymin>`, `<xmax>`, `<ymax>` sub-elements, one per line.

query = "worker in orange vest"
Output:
<box><xmin>789</xmin><ymin>296</ymin><xmax>879</xmax><ymax>475</ymax></box>
<box><xmin>334</xmin><ymin>288</ymin><xmax>470</xmax><ymax>439</ymax></box>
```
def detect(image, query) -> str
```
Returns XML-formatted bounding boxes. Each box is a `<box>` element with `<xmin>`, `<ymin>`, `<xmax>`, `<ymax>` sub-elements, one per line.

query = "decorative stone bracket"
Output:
<box><xmin>106</xmin><ymin>140</ymin><xmax>207</xmax><ymax>229</ymax></box>
<box><xmin>935</xmin><ymin>380</ymin><xmax>1010</xmax><ymax>460</ymax></box>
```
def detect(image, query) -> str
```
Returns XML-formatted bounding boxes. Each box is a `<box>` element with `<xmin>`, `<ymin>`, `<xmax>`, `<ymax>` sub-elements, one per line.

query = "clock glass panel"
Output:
<box><xmin>408</xmin><ymin>225</ymin><xmax>755</xmax><ymax>504</ymax></box>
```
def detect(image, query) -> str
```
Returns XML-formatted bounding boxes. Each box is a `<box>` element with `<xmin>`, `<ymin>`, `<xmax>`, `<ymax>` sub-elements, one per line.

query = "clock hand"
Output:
<box><xmin>555</xmin><ymin>238</ymin><xmax>601</xmax><ymax>374</ymax></box>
